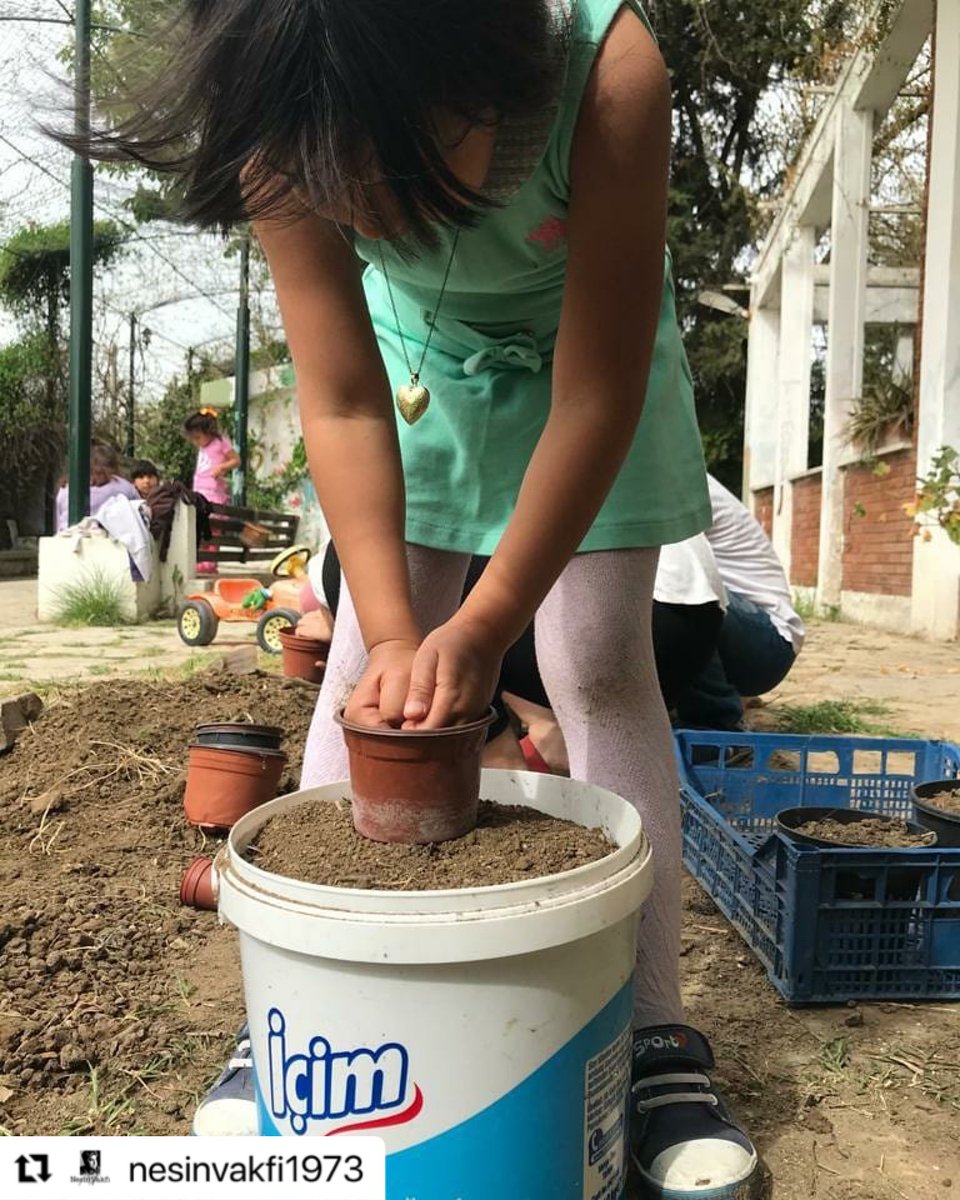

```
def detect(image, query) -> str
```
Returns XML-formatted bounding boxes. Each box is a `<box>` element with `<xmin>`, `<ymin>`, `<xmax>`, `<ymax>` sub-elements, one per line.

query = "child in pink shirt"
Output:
<box><xmin>184</xmin><ymin>410</ymin><xmax>239</xmax><ymax>505</ymax></box>
<box><xmin>184</xmin><ymin>409</ymin><xmax>240</xmax><ymax>574</ymax></box>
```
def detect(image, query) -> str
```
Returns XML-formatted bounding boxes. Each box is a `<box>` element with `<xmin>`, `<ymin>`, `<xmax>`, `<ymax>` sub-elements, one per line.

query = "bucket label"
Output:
<box><xmin>583</xmin><ymin>1027</ymin><xmax>630</xmax><ymax>1200</ymax></box>
<box><xmin>267</xmin><ymin>1008</ymin><xmax>424</xmax><ymax>1136</ymax></box>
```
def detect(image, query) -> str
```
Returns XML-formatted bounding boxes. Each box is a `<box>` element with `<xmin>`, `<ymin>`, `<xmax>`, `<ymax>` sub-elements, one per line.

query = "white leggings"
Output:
<box><xmin>301</xmin><ymin>544</ymin><xmax>683</xmax><ymax>1027</ymax></box>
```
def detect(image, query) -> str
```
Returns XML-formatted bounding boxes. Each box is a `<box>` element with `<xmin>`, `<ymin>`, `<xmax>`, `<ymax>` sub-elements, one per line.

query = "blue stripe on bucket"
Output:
<box><xmin>256</xmin><ymin>979</ymin><xmax>632</xmax><ymax>1200</ymax></box>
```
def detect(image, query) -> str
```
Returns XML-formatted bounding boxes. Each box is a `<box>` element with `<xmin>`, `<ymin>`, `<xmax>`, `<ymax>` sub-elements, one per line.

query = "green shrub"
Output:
<box><xmin>53</xmin><ymin>571</ymin><xmax>128</xmax><ymax>628</ymax></box>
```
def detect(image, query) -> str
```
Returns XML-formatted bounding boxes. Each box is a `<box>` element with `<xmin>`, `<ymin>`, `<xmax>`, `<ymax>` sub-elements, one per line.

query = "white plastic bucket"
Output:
<box><xmin>216</xmin><ymin>769</ymin><xmax>653</xmax><ymax>1200</ymax></box>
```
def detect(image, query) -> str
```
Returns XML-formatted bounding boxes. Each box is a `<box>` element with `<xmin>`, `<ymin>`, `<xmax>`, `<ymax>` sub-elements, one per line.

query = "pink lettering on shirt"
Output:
<box><xmin>527</xmin><ymin>215</ymin><xmax>568</xmax><ymax>253</ymax></box>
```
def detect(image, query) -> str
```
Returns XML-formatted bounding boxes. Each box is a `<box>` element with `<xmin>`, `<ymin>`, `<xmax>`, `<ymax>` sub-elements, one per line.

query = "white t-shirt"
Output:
<box><xmin>654</xmin><ymin>535</ymin><xmax>727</xmax><ymax>609</ymax></box>
<box><xmin>706</xmin><ymin>476</ymin><xmax>805</xmax><ymax>653</ymax></box>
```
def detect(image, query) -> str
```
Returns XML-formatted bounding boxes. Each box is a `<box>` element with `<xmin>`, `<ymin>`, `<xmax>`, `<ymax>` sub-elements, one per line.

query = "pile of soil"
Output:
<box><xmin>790</xmin><ymin>815</ymin><xmax>936</xmax><ymax>848</ymax></box>
<box><xmin>920</xmin><ymin>787</ymin><xmax>960</xmax><ymax>815</ymax></box>
<box><xmin>251</xmin><ymin>799</ymin><xmax>614</xmax><ymax>889</ymax></box>
<box><xmin>0</xmin><ymin>669</ymin><xmax>314</xmax><ymax>1131</ymax></box>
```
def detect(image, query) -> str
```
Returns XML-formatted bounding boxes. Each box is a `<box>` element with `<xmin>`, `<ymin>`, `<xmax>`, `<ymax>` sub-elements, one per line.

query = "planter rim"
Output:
<box><xmin>335</xmin><ymin>706</ymin><xmax>497</xmax><ymax>741</ymax></box>
<box><xmin>278</xmin><ymin>629</ymin><xmax>328</xmax><ymax>646</ymax></box>
<box><xmin>913</xmin><ymin>780</ymin><xmax>960</xmax><ymax>821</ymax></box>
<box><xmin>187</xmin><ymin>742</ymin><xmax>288</xmax><ymax>761</ymax></box>
<box><xmin>195</xmin><ymin>722</ymin><xmax>283</xmax><ymax>737</ymax></box>
<box><xmin>776</xmin><ymin>804</ymin><xmax>937</xmax><ymax>848</ymax></box>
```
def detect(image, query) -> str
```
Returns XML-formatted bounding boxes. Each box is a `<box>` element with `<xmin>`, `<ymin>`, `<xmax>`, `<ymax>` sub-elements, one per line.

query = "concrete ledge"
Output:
<box><xmin>37</xmin><ymin>535</ymin><xmax>160</xmax><ymax>623</ymax></box>
<box><xmin>840</xmin><ymin>590</ymin><xmax>912</xmax><ymax>634</ymax></box>
<box><xmin>0</xmin><ymin>549</ymin><xmax>38</xmax><ymax>580</ymax></box>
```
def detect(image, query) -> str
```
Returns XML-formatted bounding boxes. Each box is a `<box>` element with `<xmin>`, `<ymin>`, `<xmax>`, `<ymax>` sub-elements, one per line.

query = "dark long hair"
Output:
<box><xmin>64</xmin><ymin>0</ymin><xmax>563</xmax><ymax>243</ymax></box>
<box><xmin>183</xmin><ymin>411</ymin><xmax>221</xmax><ymax>438</ymax></box>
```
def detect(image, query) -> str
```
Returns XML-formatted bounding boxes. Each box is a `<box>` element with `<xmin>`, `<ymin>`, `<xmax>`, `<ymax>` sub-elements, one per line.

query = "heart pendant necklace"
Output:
<box><xmin>377</xmin><ymin>230</ymin><xmax>460</xmax><ymax>426</ymax></box>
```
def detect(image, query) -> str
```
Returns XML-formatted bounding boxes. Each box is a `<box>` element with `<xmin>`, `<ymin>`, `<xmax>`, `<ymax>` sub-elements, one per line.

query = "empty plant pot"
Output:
<box><xmin>278</xmin><ymin>629</ymin><xmax>328</xmax><ymax>684</ymax></box>
<box><xmin>183</xmin><ymin>744</ymin><xmax>287</xmax><ymax>831</ymax></box>
<box><xmin>194</xmin><ymin>722</ymin><xmax>283</xmax><ymax>752</ymax></box>
<box><xmin>337</xmin><ymin>708</ymin><xmax>497</xmax><ymax>844</ymax></box>
<box><xmin>180</xmin><ymin>856</ymin><xmax>217</xmax><ymax>910</ymax></box>
<box><xmin>913</xmin><ymin>780</ymin><xmax>960</xmax><ymax>848</ymax></box>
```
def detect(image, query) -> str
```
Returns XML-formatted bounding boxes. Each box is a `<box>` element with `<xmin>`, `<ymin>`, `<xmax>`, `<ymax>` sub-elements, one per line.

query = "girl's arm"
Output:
<box><xmin>253</xmin><ymin>212</ymin><xmax>420</xmax><ymax>722</ymax></box>
<box><xmin>406</xmin><ymin>13</ymin><xmax>673</xmax><ymax>726</ymax></box>
<box><xmin>216</xmin><ymin>445</ymin><xmax>242</xmax><ymax>476</ymax></box>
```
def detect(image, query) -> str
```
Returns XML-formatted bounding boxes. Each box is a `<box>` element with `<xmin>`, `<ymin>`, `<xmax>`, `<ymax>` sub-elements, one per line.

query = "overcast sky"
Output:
<box><xmin>0</xmin><ymin>3</ymin><xmax>281</xmax><ymax>400</ymax></box>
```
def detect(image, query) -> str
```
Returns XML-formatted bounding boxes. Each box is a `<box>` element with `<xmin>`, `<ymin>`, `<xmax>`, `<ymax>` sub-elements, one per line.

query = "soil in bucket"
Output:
<box><xmin>337</xmin><ymin>709</ymin><xmax>496</xmax><ymax>844</ymax></box>
<box><xmin>248</xmin><ymin>798</ymin><xmax>614</xmax><ymax>890</ymax></box>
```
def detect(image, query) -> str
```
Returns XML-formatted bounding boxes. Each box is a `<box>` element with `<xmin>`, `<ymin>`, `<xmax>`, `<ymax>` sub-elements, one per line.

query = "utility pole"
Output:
<box><xmin>234</xmin><ymin>233</ymin><xmax>251</xmax><ymax>505</ymax></box>
<box><xmin>68</xmin><ymin>0</ymin><xmax>93</xmax><ymax>525</ymax></box>
<box><xmin>126</xmin><ymin>312</ymin><xmax>136</xmax><ymax>458</ymax></box>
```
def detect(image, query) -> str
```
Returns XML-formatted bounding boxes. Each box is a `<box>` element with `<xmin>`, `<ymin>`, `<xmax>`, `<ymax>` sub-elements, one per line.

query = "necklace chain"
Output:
<box><xmin>377</xmin><ymin>231</ymin><xmax>461</xmax><ymax>386</ymax></box>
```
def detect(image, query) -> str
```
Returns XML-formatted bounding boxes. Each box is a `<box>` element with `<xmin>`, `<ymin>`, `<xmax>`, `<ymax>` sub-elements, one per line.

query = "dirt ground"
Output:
<box><xmin>0</xmin><ymin>621</ymin><xmax>958</xmax><ymax>1199</ymax></box>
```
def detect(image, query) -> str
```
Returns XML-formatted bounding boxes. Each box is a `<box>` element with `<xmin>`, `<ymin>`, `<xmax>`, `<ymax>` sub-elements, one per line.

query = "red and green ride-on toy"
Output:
<box><xmin>177</xmin><ymin>545</ymin><xmax>313</xmax><ymax>653</ymax></box>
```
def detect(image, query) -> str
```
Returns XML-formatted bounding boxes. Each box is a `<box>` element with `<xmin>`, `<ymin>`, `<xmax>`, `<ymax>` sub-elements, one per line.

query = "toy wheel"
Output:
<box><xmin>178</xmin><ymin>600</ymin><xmax>219</xmax><ymax>646</ymax></box>
<box><xmin>257</xmin><ymin>607</ymin><xmax>300</xmax><ymax>654</ymax></box>
<box><xmin>270</xmin><ymin>544</ymin><xmax>313</xmax><ymax>578</ymax></box>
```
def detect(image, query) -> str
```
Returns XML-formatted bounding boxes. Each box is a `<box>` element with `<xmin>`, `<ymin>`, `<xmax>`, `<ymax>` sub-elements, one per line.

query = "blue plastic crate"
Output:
<box><xmin>675</xmin><ymin>730</ymin><xmax>960</xmax><ymax>1004</ymax></box>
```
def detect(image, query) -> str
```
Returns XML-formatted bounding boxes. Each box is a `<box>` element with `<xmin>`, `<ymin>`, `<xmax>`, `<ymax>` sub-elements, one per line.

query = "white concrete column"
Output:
<box><xmin>817</xmin><ymin>104</ymin><xmax>874</xmax><ymax>608</ymax></box>
<box><xmin>912</xmin><ymin>0</ymin><xmax>960</xmax><ymax>639</ymax></box>
<box><xmin>743</xmin><ymin>302</ymin><xmax>780</xmax><ymax>502</ymax></box>
<box><xmin>772</xmin><ymin>226</ymin><xmax>816</xmax><ymax>576</ymax></box>
<box><xmin>160</xmin><ymin>500</ymin><xmax>197</xmax><ymax>609</ymax></box>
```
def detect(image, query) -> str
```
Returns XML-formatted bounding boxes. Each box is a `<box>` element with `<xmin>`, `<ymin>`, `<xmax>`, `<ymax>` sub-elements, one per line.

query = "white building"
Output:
<box><xmin>743</xmin><ymin>0</ymin><xmax>960</xmax><ymax>639</ymax></box>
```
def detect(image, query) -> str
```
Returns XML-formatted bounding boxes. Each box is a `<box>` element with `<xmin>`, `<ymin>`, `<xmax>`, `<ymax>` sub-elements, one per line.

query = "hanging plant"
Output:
<box><xmin>845</xmin><ymin>378</ymin><xmax>913</xmax><ymax>457</ymax></box>
<box><xmin>905</xmin><ymin>447</ymin><xmax>960</xmax><ymax>546</ymax></box>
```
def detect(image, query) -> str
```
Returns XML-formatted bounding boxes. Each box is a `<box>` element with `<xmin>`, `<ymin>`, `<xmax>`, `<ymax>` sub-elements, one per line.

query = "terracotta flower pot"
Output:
<box><xmin>194</xmin><ymin>722</ymin><xmax>284</xmax><ymax>751</ymax></box>
<box><xmin>278</xmin><ymin>629</ymin><xmax>328</xmax><ymax>684</ymax></box>
<box><xmin>179</xmin><ymin>856</ymin><xmax>217</xmax><ymax>910</ymax></box>
<box><xmin>336</xmin><ymin>708</ymin><xmax>496</xmax><ymax>844</ymax></box>
<box><xmin>183</xmin><ymin>744</ymin><xmax>287</xmax><ymax>830</ymax></box>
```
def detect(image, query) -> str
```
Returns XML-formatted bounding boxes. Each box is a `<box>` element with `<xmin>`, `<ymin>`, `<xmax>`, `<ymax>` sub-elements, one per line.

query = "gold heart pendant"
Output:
<box><xmin>396</xmin><ymin>381</ymin><xmax>430</xmax><ymax>425</ymax></box>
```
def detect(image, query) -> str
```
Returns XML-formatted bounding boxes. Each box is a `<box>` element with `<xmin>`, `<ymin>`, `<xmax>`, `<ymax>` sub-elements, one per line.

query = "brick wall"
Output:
<box><xmin>791</xmin><ymin>473</ymin><xmax>822</xmax><ymax>588</ymax></box>
<box><xmin>752</xmin><ymin>487</ymin><xmax>774</xmax><ymax>539</ymax></box>
<box><xmin>841</xmin><ymin>449</ymin><xmax>917</xmax><ymax>596</ymax></box>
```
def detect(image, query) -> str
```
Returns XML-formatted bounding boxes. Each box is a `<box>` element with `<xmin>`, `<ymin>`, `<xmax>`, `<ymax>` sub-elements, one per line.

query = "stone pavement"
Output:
<box><xmin>0</xmin><ymin>578</ymin><xmax>262</xmax><ymax>697</ymax></box>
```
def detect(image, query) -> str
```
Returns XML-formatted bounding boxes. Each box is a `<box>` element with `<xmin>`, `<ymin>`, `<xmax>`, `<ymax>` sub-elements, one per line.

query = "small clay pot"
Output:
<box><xmin>337</xmin><ymin>708</ymin><xmax>496</xmax><ymax>844</ymax></box>
<box><xmin>194</xmin><ymin>722</ymin><xmax>284</xmax><ymax>751</ymax></box>
<box><xmin>180</xmin><ymin>856</ymin><xmax>217</xmax><ymax>910</ymax></box>
<box><xmin>913</xmin><ymin>780</ymin><xmax>960</xmax><ymax>847</ymax></box>
<box><xmin>278</xmin><ymin>629</ymin><xmax>328</xmax><ymax>684</ymax></box>
<box><xmin>183</xmin><ymin>744</ymin><xmax>287</xmax><ymax>830</ymax></box>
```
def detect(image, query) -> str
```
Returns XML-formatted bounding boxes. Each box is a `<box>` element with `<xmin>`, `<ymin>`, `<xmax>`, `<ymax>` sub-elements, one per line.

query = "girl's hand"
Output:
<box><xmin>344</xmin><ymin>639</ymin><xmax>419</xmax><ymax>728</ymax></box>
<box><xmin>402</xmin><ymin>618</ymin><xmax>502</xmax><ymax>730</ymax></box>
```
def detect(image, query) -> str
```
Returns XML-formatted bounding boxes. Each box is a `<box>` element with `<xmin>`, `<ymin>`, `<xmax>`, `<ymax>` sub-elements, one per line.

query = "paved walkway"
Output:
<box><xmin>0</xmin><ymin>578</ymin><xmax>262</xmax><ymax>696</ymax></box>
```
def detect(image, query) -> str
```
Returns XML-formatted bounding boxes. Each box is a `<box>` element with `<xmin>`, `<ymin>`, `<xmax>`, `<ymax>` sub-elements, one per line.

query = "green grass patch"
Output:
<box><xmin>86</xmin><ymin>664</ymin><xmax>113</xmax><ymax>676</ymax></box>
<box><xmin>775</xmin><ymin>698</ymin><xmax>916</xmax><ymax>738</ymax></box>
<box><xmin>52</xmin><ymin>570</ymin><xmax>128</xmax><ymax>629</ymax></box>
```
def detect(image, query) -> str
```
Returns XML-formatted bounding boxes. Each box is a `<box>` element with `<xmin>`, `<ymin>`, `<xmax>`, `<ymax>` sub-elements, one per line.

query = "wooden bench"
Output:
<box><xmin>199</xmin><ymin>502</ymin><xmax>301</xmax><ymax>571</ymax></box>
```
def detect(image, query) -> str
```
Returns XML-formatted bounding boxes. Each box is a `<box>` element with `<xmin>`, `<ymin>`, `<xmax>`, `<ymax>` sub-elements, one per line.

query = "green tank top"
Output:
<box><xmin>355</xmin><ymin>0</ymin><xmax>709</xmax><ymax>555</ymax></box>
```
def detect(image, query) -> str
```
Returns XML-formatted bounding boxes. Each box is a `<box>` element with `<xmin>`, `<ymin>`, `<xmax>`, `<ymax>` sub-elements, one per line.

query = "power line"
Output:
<box><xmin>0</xmin><ymin>131</ymin><xmax>236</xmax><ymax>320</ymax></box>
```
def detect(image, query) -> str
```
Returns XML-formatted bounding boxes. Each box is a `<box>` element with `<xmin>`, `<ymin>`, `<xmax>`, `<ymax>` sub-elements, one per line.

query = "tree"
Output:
<box><xmin>0</xmin><ymin>220</ymin><xmax>123</xmax><ymax>531</ymax></box>
<box><xmin>647</xmin><ymin>0</ymin><xmax>866</xmax><ymax>488</ymax></box>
